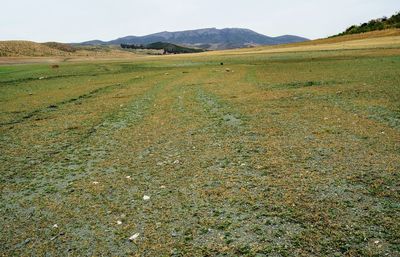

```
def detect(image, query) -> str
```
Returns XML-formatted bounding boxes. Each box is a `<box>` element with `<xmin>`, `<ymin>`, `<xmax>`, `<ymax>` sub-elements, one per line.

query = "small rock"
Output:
<box><xmin>143</xmin><ymin>195</ymin><xmax>150</xmax><ymax>201</ymax></box>
<box><xmin>129</xmin><ymin>233</ymin><xmax>140</xmax><ymax>241</ymax></box>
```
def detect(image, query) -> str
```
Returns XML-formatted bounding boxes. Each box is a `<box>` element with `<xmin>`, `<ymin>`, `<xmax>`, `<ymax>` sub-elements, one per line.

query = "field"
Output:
<box><xmin>1</xmin><ymin>35</ymin><xmax>400</xmax><ymax>256</ymax></box>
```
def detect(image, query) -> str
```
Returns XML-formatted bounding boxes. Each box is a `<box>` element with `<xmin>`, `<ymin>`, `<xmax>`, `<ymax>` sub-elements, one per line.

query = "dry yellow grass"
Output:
<box><xmin>203</xmin><ymin>29</ymin><xmax>400</xmax><ymax>57</ymax></box>
<box><xmin>0</xmin><ymin>41</ymin><xmax>69</xmax><ymax>57</ymax></box>
<box><xmin>0</xmin><ymin>40</ymin><xmax>138</xmax><ymax>59</ymax></box>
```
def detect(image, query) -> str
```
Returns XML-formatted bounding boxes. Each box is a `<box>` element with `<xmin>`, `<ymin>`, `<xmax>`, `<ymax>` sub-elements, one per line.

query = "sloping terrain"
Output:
<box><xmin>0</xmin><ymin>40</ymin><xmax>137</xmax><ymax>58</ymax></box>
<box><xmin>335</xmin><ymin>11</ymin><xmax>400</xmax><ymax>36</ymax></box>
<box><xmin>206</xmin><ymin>29</ymin><xmax>400</xmax><ymax>56</ymax></box>
<box><xmin>0</xmin><ymin>41</ymin><xmax>71</xmax><ymax>57</ymax></box>
<box><xmin>0</xmin><ymin>34</ymin><xmax>399</xmax><ymax>256</ymax></box>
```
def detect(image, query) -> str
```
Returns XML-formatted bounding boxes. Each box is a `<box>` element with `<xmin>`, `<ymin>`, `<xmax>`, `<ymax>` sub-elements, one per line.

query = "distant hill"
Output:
<box><xmin>0</xmin><ymin>41</ymin><xmax>75</xmax><ymax>57</ymax></box>
<box><xmin>335</xmin><ymin>11</ymin><xmax>400</xmax><ymax>36</ymax></box>
<box><xmin>0</xmin><ymin>40</ymin><xmax>136</xmax><ymax>58</ymax></box>
<box><xmin>121</xmin><ymin>42</ymin><xmax>204</xmax><ymax>54</ymax></box>
<box><xmin>79</xmin><ymin>28</ymin><xmax>309</xmax><ymax>50</ymax></box>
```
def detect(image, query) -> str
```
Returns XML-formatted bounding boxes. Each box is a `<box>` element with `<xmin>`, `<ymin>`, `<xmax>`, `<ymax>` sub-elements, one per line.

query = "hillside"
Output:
<box><xmin>0</xmin><ymin>40</ymin><xmax>138</xmax><ymax>58</ymax></box>
<box><xmin>209</xmin><ymin>29</ymin><xmax>400</xmax><ymax>57</ymax></box>
<box><xmin>335</xmin><ymin>11</ymin><xmax>400</xmax><ymax>36</ymax></box>
<box><xmin>0</xmin><ymin>41</ymin><xmax>73</xmax><ymax>57</ymax></box>
<box><xmin>79</xmin><ymin>28</ymin><xmax>309</xmax><ymax>50</ymax></box>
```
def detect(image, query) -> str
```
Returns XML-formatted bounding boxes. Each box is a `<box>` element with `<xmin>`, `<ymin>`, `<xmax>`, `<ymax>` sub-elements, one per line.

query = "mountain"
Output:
<box><xmin>79</xmin><ymin>28</ymin><xmax>309</xmax><ymax>50</ymax></box>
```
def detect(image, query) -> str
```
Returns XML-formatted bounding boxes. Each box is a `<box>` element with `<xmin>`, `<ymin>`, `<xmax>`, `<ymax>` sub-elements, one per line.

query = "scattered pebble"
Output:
<box><xmin>129</xmin><ymin>233</ymin><xmax>140</xmax><ymax>241</ymax></box>
<box><xmin>143</xmin><ymin>195</ymin><xmax>150</xmax><ymax>201</ymax></box>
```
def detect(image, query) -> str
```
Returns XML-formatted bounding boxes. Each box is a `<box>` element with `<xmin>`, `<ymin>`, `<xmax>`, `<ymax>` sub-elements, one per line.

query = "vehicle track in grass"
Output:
<box><xmin>1</xmin><ymin>47</ymin><xmax>399</xmax><ymax>256</ymax></box>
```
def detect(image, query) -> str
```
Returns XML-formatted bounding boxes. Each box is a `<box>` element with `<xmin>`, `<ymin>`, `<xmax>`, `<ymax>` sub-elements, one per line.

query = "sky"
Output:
<box><xmin>1</xmin><ymin>0</ymin><xmax>399</xmax><ymax>42</ymax></box>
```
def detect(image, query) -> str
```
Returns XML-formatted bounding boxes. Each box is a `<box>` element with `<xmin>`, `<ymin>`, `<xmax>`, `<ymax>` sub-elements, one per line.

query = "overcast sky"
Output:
<box><xmin>1</xmin><ymin>0</ymin><xmax>399</xmax><ymax>42</ymax></box>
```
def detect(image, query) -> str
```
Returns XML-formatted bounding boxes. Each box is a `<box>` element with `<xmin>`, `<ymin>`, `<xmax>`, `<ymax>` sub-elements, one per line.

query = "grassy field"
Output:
<box><xmin>1</xmin><ymin>36</ymin><xmax>399</xmax><ymax>256</ymax></box>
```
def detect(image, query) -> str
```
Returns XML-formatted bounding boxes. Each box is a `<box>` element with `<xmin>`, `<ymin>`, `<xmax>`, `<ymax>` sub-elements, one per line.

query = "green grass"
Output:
<box><xmin>1</xmin><ymin>46</ymin><xmax>399</xmax><ymax>256</ymax></box>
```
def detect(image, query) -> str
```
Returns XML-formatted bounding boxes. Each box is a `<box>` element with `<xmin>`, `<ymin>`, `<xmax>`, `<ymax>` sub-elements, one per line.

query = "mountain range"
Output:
<box><xmin>79</xmin><ymin>28</ymin><xmax>309</xmax><ymax>50</ymax></box>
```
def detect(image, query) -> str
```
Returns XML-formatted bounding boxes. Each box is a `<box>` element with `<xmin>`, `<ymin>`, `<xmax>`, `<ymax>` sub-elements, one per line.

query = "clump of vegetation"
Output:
<box><xmin>121</xmin><ymin>42</ymin><xmax>204</xmax><ymax>54</ymax></box>
<box><xmin>335</xmin><ymin>11</ymin><xmax>400</xmax><ymax>36</ymax></box>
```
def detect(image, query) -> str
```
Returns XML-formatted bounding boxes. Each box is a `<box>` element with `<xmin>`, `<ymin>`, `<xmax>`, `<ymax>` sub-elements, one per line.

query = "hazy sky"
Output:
<box><xmin>1</xmin><ymin>0</ymin><xmax>399</xmax><ymax>42</ymax></box>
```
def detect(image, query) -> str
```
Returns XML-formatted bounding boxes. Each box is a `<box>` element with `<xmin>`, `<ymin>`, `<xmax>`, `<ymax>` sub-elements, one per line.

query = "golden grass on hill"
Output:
<box><xmin>0</xmin><ymin>40</ymin><xmax>138</xmax><ymax>58</ymax></box>
<box><xmin>204</xmin><ymin>29</ymin><xmax>400</xmax><ymax>56</ymax></box>
<box><xmin>0</xmin><ymin>41</ymin><xmax>70</xmax><ymax>57</ymax></box>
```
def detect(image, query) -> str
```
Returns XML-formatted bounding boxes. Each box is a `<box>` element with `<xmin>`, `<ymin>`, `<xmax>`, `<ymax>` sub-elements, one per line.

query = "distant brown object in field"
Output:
<box><xmin>51</xmin><ymin>64</ymin><xmax>59</xmax><ymax>69</ymax></box>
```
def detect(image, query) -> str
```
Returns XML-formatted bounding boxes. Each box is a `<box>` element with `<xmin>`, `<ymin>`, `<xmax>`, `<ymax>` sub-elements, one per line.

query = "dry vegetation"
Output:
<box><xmin>0</xmin><ymin>40</ymin><xmax>137</xmax><ymax>59</ymax></box>
<box><xmin>0</xmin><ymin>33</ymin><xmax>399</xmax><ymax>256</ymax></box>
